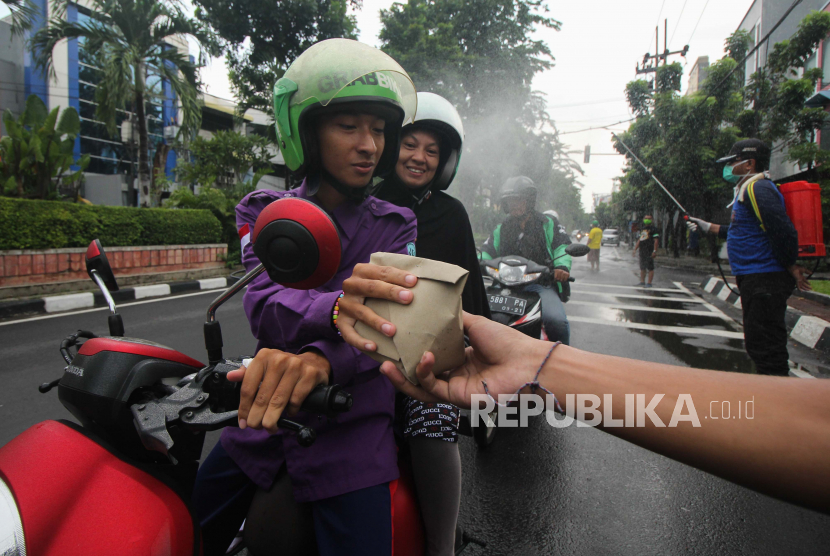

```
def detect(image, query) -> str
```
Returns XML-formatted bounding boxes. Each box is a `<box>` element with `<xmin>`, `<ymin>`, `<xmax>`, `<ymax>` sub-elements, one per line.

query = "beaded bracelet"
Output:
<box><xmin>332</xmin><ymin>292</ymin><xmax>345</xmax><ymax>336</ymax></box>
<box><xmin>482</xmin><ymin>341</ymin><xmax>563</xmax><ymax>413</ymax></box>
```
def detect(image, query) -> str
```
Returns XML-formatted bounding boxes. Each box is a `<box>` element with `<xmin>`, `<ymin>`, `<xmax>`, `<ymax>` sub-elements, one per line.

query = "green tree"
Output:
<box><xmin>3</xmin><ymin>0</ymin><xmax>38</xmax><ymax>35</ymax></box>
<box><xmin>740</xmin><ymin>11</ymin><xmax>830</xmax><ymax>169</ymax></box>
<box><xmin>379</xmin><ymin>0</ymin><xmax>584</xmax><ymax>228</ymax></box>
<box><xmin>614</xmin><ymin>12</ymin><xmax>830</xmax><ymax>252</ymax></box>
<box><xmin>176</xmin><ymin>129</ymin><xmax>274</xmax><ymax>193</ymax></box>
<box><xmin>192</xmin><ymin>0</ymin><xmax>358</xmax><ymax>113</ymax></box>
<box><xmin>1</xmin><ymin>94</ymin><xmax>89</xmax><ymax>199</ymax></box>
<box><xmin>31</xmin><ymin>0</ymin><xmax>216</xmax><ymax>207</ymax></box>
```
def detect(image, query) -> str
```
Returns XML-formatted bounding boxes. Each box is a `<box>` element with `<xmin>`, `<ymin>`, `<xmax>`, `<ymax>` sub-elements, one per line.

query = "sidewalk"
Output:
<box><xmin>0</xmin><ymin>274</ymin><xmax>241</xmax><ymax>320</ymax></box>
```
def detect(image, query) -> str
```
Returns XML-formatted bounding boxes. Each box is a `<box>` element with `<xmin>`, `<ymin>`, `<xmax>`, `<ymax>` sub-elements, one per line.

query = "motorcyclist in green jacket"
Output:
<box><xmin>481</xmin><ymin>176</ymin><xmax>573</xmax><ymax>344</ymax></box>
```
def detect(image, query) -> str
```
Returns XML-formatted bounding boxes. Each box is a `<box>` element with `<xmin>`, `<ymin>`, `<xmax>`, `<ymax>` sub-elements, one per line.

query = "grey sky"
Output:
<box><xmin>352</xmin><ymin>0</ymin><xmax>755</xmax><ymax>211</ymax></box>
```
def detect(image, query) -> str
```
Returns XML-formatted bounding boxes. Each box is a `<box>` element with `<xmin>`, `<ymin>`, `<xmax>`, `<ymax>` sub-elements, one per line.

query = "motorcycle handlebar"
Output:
<box><xmin>301</xmin><ymin>384</ymin><xmax>353</xmax><ymax>415</ymax></box>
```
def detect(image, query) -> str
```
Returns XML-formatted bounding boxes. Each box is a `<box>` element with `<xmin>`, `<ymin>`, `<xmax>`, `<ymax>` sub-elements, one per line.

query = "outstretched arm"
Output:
<box><xmin>380</xmin><ymin>313</ymin><xmax>830</xmax><ymax>515</ymax></box>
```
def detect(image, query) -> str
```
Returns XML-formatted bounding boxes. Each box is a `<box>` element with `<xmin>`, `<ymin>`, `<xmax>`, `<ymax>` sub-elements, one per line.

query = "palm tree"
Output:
<box><xmin>31</xmin><ymin>0</ymin><xmax>215</xmax><ymax>206</ymax></box>
<box><xmin>2</xmin><ymin>0</ymin><xmax>38</xmax><ymax>35</ymax></box>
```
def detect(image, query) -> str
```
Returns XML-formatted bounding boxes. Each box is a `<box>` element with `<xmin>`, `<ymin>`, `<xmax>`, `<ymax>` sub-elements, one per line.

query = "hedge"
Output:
<box><xmin>0</xmin><ymin>197</ymin><xmax>222</xmax><ymax>250</ymax></box>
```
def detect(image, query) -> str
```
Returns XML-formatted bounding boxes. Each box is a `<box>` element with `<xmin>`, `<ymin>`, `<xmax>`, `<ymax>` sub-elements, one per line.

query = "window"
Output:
<box><xmin>745</xmin><ymin>23</ymin><xmax>760</xmax><ymax>85</ymax></box>
<box><xmin>76</xmin><ymin>8</ymin><xmax>167</xmax><ymax>175</ymax></box>
<box><xmin>822</xmin><ymin>40</ymin><xmax>830</xmax><ymax>89</ymax></box>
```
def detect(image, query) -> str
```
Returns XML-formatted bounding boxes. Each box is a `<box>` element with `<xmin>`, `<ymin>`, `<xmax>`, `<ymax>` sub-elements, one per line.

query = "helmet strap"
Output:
<box><xmin>316</xmin><ymin>168</ymin><xmax>369</xmax><ymax>203</ymax></box>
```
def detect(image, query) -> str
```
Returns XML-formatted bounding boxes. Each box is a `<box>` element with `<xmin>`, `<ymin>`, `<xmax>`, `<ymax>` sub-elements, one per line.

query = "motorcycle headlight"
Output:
<box><xmin>485</xmin><ymin>266</ymin><xmax>499</xmax><ymax>279</ymax></box>
<box><xmin>0</xmin><ymin>477</ymin><xmax>26</xmax><ymax>556</ymax></box>
<box><xmin>521</xmin><ymin>272</ymin><xmax>542</xmax><ymax>283</ymax></box>
<box><xmin>498</xmin><ymin>263</ymin><xmax>527</xmax><ymax>285</ymax></box>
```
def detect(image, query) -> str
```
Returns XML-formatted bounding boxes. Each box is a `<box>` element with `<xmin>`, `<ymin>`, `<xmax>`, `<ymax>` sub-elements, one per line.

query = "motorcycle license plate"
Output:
<box><xmin>489</xmin><ymin>294</ymin><xmax>527</xmax><ymax>315</ymax></box>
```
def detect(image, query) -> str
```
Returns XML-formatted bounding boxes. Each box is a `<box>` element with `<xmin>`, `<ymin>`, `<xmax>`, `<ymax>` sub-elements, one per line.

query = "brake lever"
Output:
<box><xmin>131</xmin><ymin>361</ymin><xmax>352</xmax><ymax>462</ymax></box>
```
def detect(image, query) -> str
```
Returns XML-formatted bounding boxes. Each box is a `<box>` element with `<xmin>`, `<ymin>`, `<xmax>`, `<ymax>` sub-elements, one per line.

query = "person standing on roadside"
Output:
<box><xmin>632</xmin><ymin>214</ymin><xmax>659</xmax><ymax>287</ymax></box>
<box><xmin>587</xmin><ymin>220</ymin><xmax>602</xmax><ymax>272</ymax></box>
<box><xmin>687</xmin><ymin>139</ymin><xmax>811</xmax><ymax>376</ymax></box>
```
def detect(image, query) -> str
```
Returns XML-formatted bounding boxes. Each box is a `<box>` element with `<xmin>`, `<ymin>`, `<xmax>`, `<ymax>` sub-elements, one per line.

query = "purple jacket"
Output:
<box><xmin>221</xmin><ymin>181</ymin><xmax>417</xmax><ymax>502</ymax></box>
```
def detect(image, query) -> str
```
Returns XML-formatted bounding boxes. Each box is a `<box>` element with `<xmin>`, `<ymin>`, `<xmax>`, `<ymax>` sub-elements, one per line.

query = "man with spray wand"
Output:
<box><xmin>687</xmin><ymin>139</ymin><xmax>811</xmax><ymax>376</ymax></box>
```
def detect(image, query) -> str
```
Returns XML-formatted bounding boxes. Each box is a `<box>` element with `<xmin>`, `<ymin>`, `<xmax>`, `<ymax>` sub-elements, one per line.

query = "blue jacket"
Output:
<box><xmin>718</xmin><ymin>177</ymin><xmax>798</xmax><ymax>276</ymax></box>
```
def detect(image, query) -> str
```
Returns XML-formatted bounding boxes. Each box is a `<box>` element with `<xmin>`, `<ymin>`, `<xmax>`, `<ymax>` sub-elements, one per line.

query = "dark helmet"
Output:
<box><xmin>500</xmin><ymin>176</ymin><xmax>537</xmax><ymax>214</ymax></box>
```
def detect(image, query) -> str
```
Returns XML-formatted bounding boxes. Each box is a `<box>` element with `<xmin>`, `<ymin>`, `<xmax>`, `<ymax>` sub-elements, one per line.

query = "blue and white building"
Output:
<box><xmin>0</xmin><ymin>1</ymin><xmax>284</xmax><ymax>205</ymax></box>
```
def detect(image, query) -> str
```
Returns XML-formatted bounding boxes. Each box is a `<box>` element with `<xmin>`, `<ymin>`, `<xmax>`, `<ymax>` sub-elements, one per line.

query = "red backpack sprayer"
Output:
<box><xmin>612</xmin><ymin>133</ymin><xmax>826</xmax><ymax>292</ymax></box>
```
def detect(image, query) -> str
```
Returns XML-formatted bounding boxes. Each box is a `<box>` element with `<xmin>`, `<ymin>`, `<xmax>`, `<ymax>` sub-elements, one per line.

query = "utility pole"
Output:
<box><xmin>635</xmin><ymin>19</ymin><xmax>689</xmax><ymax>88</ymax></box>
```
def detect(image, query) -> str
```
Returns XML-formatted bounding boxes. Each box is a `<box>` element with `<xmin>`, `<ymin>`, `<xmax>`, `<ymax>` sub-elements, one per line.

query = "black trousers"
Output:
<box><xmin>736</xmin><ymin>271</ymin><xmax>795</xmax><ymax>376</ymax></box>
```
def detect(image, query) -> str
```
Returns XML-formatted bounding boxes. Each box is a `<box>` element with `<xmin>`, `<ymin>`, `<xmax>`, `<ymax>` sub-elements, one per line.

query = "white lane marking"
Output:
<box><xmin>673</xmin><ymin>281</ymin><xmax>735</xmax><ymax>323</ymax></box>
<box><xmin>44</xmin><ymin>292</ymin><xmax>94</xmax><ymax>313</ymax></box>
<box><xmin>790</xmin><ymin>316</ymin><xmax>829</xmax><ymax>349</ymax></box>
<box><xmin>572</xmin><ymin>282</ymin><xmax>684</xmax><ymax>293</ymax></box>
<box><xmin>199</xmin><ymin>277</ymin><xmax>228</xmax><ymax>290</ymax></box>
<box><xmin>133</xmin><ymin>284</ymin><xmax>171</xmax><ymax>299</ymax></box>
<box><xmin>0</xmin><ymin>289</ymin><xmax>222</xmax><ymax>327</ymax></box>
<box><xmin>570</xmin><ymin>291</ymin><xmax>707</xmax><ymax>303</ymax></box>
<box><xmin>567</xmin><ymin>300</ymin><xmax>725</xmax><ymax>317</ymax></box>
<box><xmin>568</xmin><ymin>316</ymin><xmax>745</xmax><ymax>339</ymax></box>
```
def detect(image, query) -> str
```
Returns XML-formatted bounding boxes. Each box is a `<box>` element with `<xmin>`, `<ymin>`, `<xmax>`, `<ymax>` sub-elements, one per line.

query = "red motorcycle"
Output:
<box><xmin>0</xmin><ymin>198</ymin><xmax>480</xmax><ymax>556</ymax></box>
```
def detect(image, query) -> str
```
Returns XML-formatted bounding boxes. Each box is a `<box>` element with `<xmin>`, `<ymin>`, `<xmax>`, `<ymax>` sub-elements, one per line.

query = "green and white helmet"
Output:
<box><xmin>273</xmin><ymin>39</ymin><xmax>417</xmax><ymax>178</ymax></box>
<box><xmin>405</xmin><ymin>92</ymin><xmax>464</xmax><ymax>191</ymax></box>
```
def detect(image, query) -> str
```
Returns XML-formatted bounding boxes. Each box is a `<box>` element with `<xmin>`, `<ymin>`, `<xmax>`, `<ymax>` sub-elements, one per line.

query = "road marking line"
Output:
<box><xmin>568</xmin><ymin>316</ymin><xmax>745</xmax><ymax>339</ymax></box>
<box><xmin>0</xmin><ymin>289</ymin><xmax>222</xmax><ymax>327</ymax></box>
<box><xmin>673</xmin><ymin>281</ymin><xmax>736</xmax><ymax>323</ymax></box>
<box><xmin>572</xmin><ymin>282</ymin><xmax>684</xmax><ymax>293</ymax></box>
<box><xmin>570</xmin><ymin>291</ymin><xmax>707</xmax><ymax>303</ymax></box>
<box><xmin>567</xmin><ymin>300</ymin><xmax>725</xmax><ymax>317</ymax></box>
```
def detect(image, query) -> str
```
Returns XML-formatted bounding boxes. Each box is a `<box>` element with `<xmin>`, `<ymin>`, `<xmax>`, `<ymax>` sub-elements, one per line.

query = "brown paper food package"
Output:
<box><xmin>355</xmin><ymin>252</ymin><xmax>469</xmax><ymax>385</ymax></box>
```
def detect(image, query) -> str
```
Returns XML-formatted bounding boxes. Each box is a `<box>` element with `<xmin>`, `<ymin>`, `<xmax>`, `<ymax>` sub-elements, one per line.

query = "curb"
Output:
<box><xmin>793</xmin><ymin>288</ymin><xmax>830</xmax><ymax>307</ymax></box>
<box><xmin>700</xmin><ymin>275</ymin><xmax>830</xmax><ymax>354</ymax></box>
<box><xmin>0</xmin><ymin>275</ymin><xmax>240</xmax><ymax>320</ymax></box>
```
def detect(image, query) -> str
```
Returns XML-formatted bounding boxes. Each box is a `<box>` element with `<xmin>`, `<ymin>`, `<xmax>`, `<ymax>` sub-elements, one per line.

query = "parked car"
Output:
<box><xmin>601</xmin><ymin>228</ymin><xmax>620</xmax><ymax>246</ymax></box>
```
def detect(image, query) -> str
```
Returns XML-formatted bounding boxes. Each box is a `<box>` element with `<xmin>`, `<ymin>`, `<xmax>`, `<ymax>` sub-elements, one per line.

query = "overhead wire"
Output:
<box><xmin>686</xmin><ymin>0</ymin><xmax>804</xmax><ymax>120</ymax></box>
<box><xmin>668</xmin><ymin>0</ymin><xmax>691</xmax><ymax>49</ymax></box>
<box><xmin>557</xmin><ymin>118</ymin><xmax>636</xmax><ymax>135</ymax></box>
<box><xmin>686</xmin><ymin>0</ymin><xmax>712</xmax><ymax>46</ymax></box>
<box><xmin>645</xmin><ymin>0</ymin><xmax>668</xmax><ymax>53</ymax></box>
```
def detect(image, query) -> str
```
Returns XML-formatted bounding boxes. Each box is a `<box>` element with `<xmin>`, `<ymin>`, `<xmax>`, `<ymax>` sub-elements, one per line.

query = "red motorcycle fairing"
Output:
<box><xmin>391</xmin><ymin>460</ymin><xmax>426</xmax><ymax>556</ymax></box>
<box><xmin>0</xmin><ymin>420</ymin><xmax>199</xmax><ymax>556</ymax></box>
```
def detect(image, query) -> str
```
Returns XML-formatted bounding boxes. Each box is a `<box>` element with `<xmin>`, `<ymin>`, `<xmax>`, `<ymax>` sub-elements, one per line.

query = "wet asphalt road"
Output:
<box><xmin>1</xmin><ymin>245</ymin><xmax>829</xmax><ymax>554</ymax></box>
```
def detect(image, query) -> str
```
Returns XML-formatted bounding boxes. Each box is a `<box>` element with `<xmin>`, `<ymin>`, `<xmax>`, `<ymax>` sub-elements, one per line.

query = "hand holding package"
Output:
<box><xmin>355</xmin><ymin>252</ymin><xmax>469</xmax><ymax>385</ymax></box>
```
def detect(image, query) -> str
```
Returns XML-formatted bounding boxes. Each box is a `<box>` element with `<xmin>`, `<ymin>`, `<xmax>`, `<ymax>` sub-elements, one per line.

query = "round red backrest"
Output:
<box><xmin>252</xmin><ymin>198</ymin><xmax>342</xmax><ymax>289</ymax></box>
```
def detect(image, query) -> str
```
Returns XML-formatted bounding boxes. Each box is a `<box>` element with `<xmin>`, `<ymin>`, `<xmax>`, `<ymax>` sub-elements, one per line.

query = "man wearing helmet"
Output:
<box><xmin>193</xmin><ymin>39</ymin><xmax>419</xmax><ymax>555</ymax></box>
<box><xmin>480</xmin><ymin>177</ymin><xmax>573</xmax><ymax>344</ymax></box>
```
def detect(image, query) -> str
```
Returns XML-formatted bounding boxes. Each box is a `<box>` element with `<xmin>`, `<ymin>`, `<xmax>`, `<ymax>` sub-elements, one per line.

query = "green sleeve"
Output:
<box><xmin>544</xmin><ymin>218</ymin><xmax>571</xmax><ymax>270</ymax></box>
<box><xmin>481</xmin><ymin>225</ymin><xmax>500</xmax><ymax>260</ymax></box>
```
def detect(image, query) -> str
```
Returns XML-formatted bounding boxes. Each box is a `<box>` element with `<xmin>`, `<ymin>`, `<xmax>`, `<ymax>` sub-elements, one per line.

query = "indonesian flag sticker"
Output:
<box><xmin>239</xmin><ymin>223</ymin><xmax>251</xmax><ymax>251</ymax></box>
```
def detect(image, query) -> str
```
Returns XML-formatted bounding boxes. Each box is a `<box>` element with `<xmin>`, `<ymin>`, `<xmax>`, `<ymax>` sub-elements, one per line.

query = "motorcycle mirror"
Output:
<box><xmin>85</xmin><ymin>239</ymin><xmax>119</xmax><ymax>291</ymax></box>
<box><xmin>252</xmin><ymin>198</ymin><xmax>342</xmax><ymax>289</ymax></box>
<box><xmin>565</xmin><ymin>243</ymin><xmax>591</xmax><ymax>257</ymax></box>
